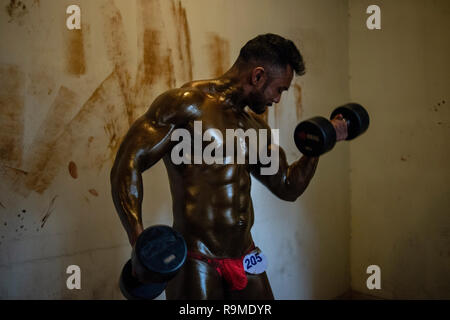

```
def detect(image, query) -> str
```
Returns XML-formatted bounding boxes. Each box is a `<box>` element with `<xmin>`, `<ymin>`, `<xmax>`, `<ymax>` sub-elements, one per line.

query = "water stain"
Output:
<box><xmin>103</xmin><ymin>1</ymin><xmax>134</xmax><ymax>125</ymax></box>
<box><xmin>41</xmin><ymin>195</ymin><xmax>57</xmax><ymax>228</ymax></box>
<box><xmin>20</xmin><ymin>86</ymin><xmax>79</xmax><ymax>195</ymax></box>
<box><xmin>68</xmin><ymin>161</ymin><xmax>78</xmax><ymax>179</ymax></box>
<box><xmin>274</xmin><ymin>103</ymin><xmax>281</xmax><ymax>128</ymax></box>
<box><xmin>65</xmin><ymin>29</ymin><xmax>86</xmax><ymax>76</ymax></box>
<box><xmin>206</xmin><ymin>33</ymin><xmax>230</xmax><ymax>77</ymax></box>
<box><xmin>70</xmin><ymin>71</ymin><xmax>129</xmax><ymax>171</ymax></box>
<box><xmin>104</xmin><ymin>109</ymin><xmax>121</xmax><ymax>161</ymax></box>
<box><xmin>165</xmin><ymin>50</ymin><xmax>176</xmax><ymax>89</ymax></box>
<box><xmin>0</xmin><ymin>64</ymin><xmax>25</xmax><ymax>167</ymax></box>
<box><xmin>142</xmin><ymin>29</ymin><xmax>165</xmax><ymax>86</ymax></box>
<box><xmin>136</xmin><ymin>0</ymin><xmax>177</xmax><ymax>98</ymax></box>
<box><xmin>400</xmin><ymin>155</ymin><xmax>410</xmax><ymax>162</ymax></box>
<box><xmin>143</xmin><ymin>29</ymin><xmax>175</xmax><ymax>89</ymax></box>
<box><xmin>0</xmin><ymin>164</ymin><xmax>28</xmax><ymax>193</ymax></box>
<box><xmin>272</xmin><ymin>83</ymin><xmax>302</xmax><ymax>127</ymax></box>
<box><xmin>293</xmin><ymin>83</ymin><xmax>303</xmax><ymax>121</ymax></box>
<box><xmin>2</xmin><ymin>165</ymin><xmax>28</xmax><ymax>176</ymax></box>
<box><xmin>30</xmin><ymin>71</ymin><xmax>128</xmax><ymax>178</ymax></box>
<box><xmin>5</xmin><ymin>0</ymin><xmax>28</xmax><ymax>23</ymax></box>
<box><xmin>3</xmin><ymin>1</ymin><xmax>195</xmax><ymax>198</ymax></box>
<box><xmin>171</xmin><ymin>0</ymin><xmax>193</xmax><ymax>82</ymax></box>
<box><xmin>89</xmin><ymin>189</ymin><xmax>99</xmax><ymax>197</ymax></box>
<box><xmin>0</xmin><ymin>201</ymin><xmax>5</xmax><ymax>209</ymax></box>
<box><xmin>87</xmin><ymin>136</ymin><xmax>95</xmax><ymax>149</ymax></box>
<box><xmin>27</xmin><ymin>69</ymin><xmax>56</xmax><ymax>98</ymax></box>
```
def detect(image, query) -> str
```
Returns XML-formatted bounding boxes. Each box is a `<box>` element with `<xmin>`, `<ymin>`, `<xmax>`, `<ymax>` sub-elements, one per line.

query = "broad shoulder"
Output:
<box><xmin>144</xmin><ymin>87</ymin><xmax>205</xmax><ymax>125</ymax></box>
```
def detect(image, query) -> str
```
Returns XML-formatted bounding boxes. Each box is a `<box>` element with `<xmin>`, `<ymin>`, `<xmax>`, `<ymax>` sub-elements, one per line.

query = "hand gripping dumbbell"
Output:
<box><xmin>294</xmin><ymin>103</ymin><xmax>370</xmax><ymax>157</ymax></box>
<box><xmin>119</xmin><ymin>225</ymin><xmax>187</xmax><ymax>300</ymax></box>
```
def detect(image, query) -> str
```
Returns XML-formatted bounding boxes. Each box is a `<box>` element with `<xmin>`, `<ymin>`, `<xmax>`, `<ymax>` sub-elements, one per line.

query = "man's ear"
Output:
<box><xmin>251</xmin><ymin>67</ymin><xmax>266</xmax><ymax>88</ymax></box>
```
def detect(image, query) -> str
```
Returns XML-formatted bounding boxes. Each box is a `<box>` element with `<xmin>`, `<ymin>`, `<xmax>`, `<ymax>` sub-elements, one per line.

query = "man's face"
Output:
<box><xmin>248</xmin><ymin>65</ymin><xmax>294</xmax><ymax>114</ymax></box>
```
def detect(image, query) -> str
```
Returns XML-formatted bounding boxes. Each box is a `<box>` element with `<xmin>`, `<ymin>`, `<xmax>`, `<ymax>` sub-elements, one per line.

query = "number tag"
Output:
<box><xmin>243</xmin><ymin>250</ymin><xmax>268</xmax><ymax>274</ymax></box>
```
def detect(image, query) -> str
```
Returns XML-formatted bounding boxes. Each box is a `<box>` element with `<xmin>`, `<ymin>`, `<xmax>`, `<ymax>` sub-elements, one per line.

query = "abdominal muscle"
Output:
<box><xmin>164</xmin><ymin>157</ymin><xmax>255</xmax><ymax>258</ymax></box>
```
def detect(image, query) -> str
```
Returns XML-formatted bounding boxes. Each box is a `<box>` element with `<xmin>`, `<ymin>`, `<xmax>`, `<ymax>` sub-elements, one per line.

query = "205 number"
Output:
<box><xmin>245</xmin><ymin>252</ymin><xmax>262</xmax><ymax>269</ymax></box>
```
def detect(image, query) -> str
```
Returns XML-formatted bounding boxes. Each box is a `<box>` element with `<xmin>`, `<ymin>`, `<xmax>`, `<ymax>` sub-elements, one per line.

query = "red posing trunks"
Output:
<box><xmin>187</xmin><ymin>244</ymin><xmax>256</xmax><ymax>291</ymax></box>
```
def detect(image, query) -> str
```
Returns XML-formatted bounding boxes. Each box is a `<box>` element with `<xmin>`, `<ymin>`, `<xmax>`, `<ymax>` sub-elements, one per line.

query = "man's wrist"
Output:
<box><xmin>130</xmin><ymin>224</ymin><xmax>144</xmax><ymax>247</ymax></box>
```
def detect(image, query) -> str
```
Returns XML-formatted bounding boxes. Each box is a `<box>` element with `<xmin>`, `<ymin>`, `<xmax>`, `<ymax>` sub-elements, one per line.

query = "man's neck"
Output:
<box><xmin>215</xmin><ymin>66</ymin><xmax>249</xmax><ymax>110</ymax></box>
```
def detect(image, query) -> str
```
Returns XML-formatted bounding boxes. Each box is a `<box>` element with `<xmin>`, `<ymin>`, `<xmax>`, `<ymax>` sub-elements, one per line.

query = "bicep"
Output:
<box><xmin>250</xmin><ymin>143</ymin><xmax>290</xmax><ymax>190</ymax></box>
<box><xmin>249</xmin><ymin>115</ymin><xmax>288</xmax><ymax>181</ymax></box>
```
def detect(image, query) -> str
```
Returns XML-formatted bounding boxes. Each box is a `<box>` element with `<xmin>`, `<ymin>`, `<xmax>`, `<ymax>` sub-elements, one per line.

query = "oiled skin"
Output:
<box><xmin>110</xmin><ymin>79</ymin><xmax>319</xmax><ymax>299</ymax></box>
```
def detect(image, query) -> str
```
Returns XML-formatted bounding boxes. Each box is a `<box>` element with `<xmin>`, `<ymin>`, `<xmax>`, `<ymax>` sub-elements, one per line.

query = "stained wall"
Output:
<box><xmin>0</xmin><ymin>0</ymin><xmax>350</xmax><ymax>299</ymax></box>
<box><xmin>349</xmin><ymin>0</ymin><xmax>450</xmax><ymax>299</ymax></box>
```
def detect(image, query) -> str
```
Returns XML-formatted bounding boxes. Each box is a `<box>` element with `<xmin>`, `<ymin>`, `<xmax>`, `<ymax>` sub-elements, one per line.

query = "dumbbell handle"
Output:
<box><xmin>330</xmin><ymin>103</ymin><xmax>369</xmax><ymax>140</ymax></box>
<box><xmin>330</xmin><ymin>114</ymin><xmax>350</xmax><ymax>142</ymax></box>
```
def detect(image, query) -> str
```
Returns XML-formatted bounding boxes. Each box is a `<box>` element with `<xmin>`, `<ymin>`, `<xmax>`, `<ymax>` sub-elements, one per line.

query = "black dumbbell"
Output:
<box><xmin>119</xmin><ymin>225</ymin><xmax>187</xmax><ymax>300</ymax></box>
<box><xmin>294</xmin><ymin>103</ymin><xmax>369</xmax><ymax>157</ymax></box>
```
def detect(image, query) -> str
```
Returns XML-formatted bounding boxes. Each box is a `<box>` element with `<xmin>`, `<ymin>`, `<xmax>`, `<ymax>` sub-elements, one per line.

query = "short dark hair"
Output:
<box><xmin>237</xmin><ymin>33</ymin><xmax>305</xmax><ymax>76</ymax></box>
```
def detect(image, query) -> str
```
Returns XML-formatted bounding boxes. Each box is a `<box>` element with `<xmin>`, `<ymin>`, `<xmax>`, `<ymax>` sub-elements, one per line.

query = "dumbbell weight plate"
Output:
<box><xmin>119</xmin><ymin>225</ymin><xmax>187</xmax><ymax>300</ymax></box>
<box><xmin>119</xmin><ymin>259</ymin><xmax>167</xmax><ymax>300</ymax></box>
<box><xmin>330</xmin><ymin>103</ymin><xmax>369</xmax><ymax>140</ymax></box>
<box><xmin>294</xmin><ymin>116</ymin><xmax>337</xmax><ymax>157</ymax></box>
<box><xmin>133</xmin><ymin>225</ymin><xmax>187</xmax><ymax>283</ymax></box>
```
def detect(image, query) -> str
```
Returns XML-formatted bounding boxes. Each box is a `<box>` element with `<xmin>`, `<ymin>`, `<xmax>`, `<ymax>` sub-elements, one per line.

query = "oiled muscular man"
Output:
<box><xmin>111</xmin><ymin>34</ymin><xmax>347</xmax><ymax>299</ymax></box>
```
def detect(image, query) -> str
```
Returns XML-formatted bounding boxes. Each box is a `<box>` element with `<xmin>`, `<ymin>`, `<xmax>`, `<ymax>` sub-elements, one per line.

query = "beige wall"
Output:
<box><xmin>349</xmin><ymin>0</ymin><xmax>450</xmax><ymax>298</ymax></box>
<box><xmin>0</xmin><ymin>0</ymin><xmax>351</xmax><ymax>299</ymax></box>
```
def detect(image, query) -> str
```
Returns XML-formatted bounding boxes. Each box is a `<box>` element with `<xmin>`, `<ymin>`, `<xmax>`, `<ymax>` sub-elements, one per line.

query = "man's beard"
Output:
<box><xmin>247</xmin><ymin>91</ymin><xmax>267</xmax><ymax>114</ymax></box>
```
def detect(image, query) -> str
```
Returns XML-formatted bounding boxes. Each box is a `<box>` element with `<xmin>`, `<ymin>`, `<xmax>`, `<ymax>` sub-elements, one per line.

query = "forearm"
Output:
<box><xmin>110</xmin><ymin>163</ymin><xmax>144</xmax><ymax>246</ymax></box>
<box><xmin>283</xmin><ymin>155</ymin><xmax>319</xmax><ymax>201</ymax></box>
<box><xmin>268</xmin><ymin>155</ymin><xmax>319</xmax><ymax>202</ymax></box>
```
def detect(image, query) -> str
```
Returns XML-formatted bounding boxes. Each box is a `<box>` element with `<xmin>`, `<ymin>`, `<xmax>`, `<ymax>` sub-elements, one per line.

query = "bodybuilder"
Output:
<box><xmin>110</xmin><ymin>34</ymin><xmax>348</xmax><ymax>299</ymax></box>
